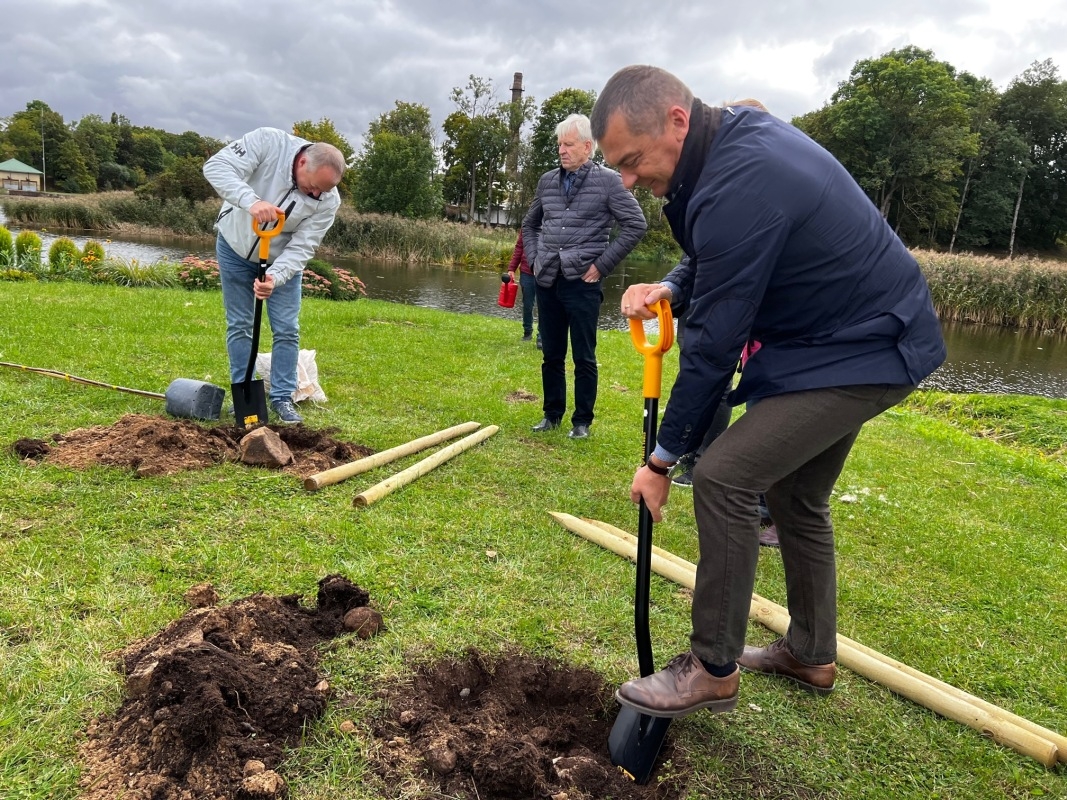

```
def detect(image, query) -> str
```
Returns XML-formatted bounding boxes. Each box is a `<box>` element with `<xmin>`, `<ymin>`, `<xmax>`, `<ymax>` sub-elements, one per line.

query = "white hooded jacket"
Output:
<box><xmin>203</xmin><ymin>127</ymin><xmax>342</xmax><ymax>286</ymax></box>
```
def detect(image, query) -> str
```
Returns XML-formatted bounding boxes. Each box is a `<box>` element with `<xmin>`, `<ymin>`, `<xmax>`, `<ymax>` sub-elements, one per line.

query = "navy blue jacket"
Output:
<box><xmin>656</xmin><ymin>105</ymin><xmax>946</xmax><ymax>460</ymax></box>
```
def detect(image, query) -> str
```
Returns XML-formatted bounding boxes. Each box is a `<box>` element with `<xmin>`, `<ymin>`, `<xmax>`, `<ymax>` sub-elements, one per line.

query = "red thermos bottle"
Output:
<box><xmin>498</xmin><ymin>273</ymin><xmax>518</xmax><ymax>308</ymax></box>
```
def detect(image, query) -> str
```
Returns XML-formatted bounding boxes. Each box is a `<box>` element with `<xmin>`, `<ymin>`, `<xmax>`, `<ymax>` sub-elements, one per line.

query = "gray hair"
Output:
<box><xmin>304</xmin><ymin>142</ymin><xmax>347</xmax><ymax>179</ymax></box>
<box><xmin>590</xmin><ymin>65</ymin><xmax>694</xmax><ymax>140</ymax></box>
<box><xmin>555</xmin><ymin>113</ymin><xmax>594</xmax><ymax>145</ymax></box>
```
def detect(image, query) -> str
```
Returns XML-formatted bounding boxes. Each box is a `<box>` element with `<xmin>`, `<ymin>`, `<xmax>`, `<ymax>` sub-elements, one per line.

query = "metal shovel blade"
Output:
<box><xmin>609</xmin><ymin>706</ymin><xmax>671</xmax><ymax>784</ymax></box>
<box><xmin>231</xmin><ymin>378</ymin><xmax>268</xmax><ymax>428</ymax></box>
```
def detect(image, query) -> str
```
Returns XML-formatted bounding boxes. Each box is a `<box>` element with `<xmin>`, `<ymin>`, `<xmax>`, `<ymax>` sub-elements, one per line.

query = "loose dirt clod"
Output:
<box><xmin>371</xmin><ymin>649</ymin><xmax>685</xmax><ymax>800</ymax></box>
<box><xmin>11</xmin><ymin>413</ymin><xmax>373</xmax><ymax>478</ymax></box>
<box><xmin>79</xmin><ymin>575</ymin><xmax>375</xmax><ymax>800</ymax></box>
<box><xmin>343</xmin><ymin>606</ymin><xmax>384</xmax><ymax>638</ymax></box>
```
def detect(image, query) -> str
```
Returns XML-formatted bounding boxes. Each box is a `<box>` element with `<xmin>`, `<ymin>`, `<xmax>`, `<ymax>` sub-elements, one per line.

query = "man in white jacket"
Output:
<box><xmin>203</xmin><ymin>127</ymin><xmax>345</xmax><ymax>423</ymax></box>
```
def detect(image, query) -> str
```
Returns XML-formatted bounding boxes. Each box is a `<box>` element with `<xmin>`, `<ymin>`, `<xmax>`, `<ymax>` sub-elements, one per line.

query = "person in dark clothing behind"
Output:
<box><xmin>506</xmin><ymin>230</ymin><xmax>540</xmax><ymax>347</ymax></box>
<box><xmin>592</xmin><ymin>65</ymin><xmax>945</xmax><ymax>717</ymax></box>
<box><xmin>522</xmin><ymin>113</ymin><xmax>647</xmax><ymax>439</ymax></box>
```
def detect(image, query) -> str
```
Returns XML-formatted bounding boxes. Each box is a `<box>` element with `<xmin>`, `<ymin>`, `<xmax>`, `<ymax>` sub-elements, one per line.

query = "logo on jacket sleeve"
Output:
<box><xmin>229</xmin><ymin>142</ymin><xmax>247</xmax><ymax>157</ymax></box>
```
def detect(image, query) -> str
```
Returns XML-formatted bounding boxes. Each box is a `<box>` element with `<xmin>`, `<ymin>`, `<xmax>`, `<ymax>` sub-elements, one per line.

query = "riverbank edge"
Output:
<box><xmin>4</xmin><ymin>194</ymin><xmax>1067</xmax><ymax>332</ymax></box>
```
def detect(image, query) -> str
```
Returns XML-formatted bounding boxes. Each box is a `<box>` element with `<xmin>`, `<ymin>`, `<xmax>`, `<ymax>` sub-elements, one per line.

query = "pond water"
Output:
<box><xmin>3</xmin><ymin>212</ymin><xmax>1065</xmax><ymax>400</ymax></box>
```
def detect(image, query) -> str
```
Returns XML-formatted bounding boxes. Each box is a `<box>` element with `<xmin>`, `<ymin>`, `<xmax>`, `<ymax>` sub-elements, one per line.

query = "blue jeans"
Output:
<box><xmin>519</xmin><ymin>271</ymin><xmax>537</xmax><ymax>337</ymax></box>
<box><xmin>217</xmin><ymin>236</ymin><xmax>302</xmax><ymax>404</ymax></box>
<box><xmin>535</xmin><ymin>276</ymin><xmax>602</xmax><ymax>426</ymax></box>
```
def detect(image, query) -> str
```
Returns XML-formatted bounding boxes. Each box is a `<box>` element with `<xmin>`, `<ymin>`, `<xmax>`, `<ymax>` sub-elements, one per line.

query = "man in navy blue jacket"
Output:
<box><xmin>591</xmin><ymin>65</ymin><xmax>946</xmax><ymax>718</ymax></box>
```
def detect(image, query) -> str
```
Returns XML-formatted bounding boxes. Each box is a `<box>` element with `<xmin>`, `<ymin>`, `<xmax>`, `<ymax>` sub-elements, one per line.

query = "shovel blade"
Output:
<box><xmin>231</xmin><ymin>379</ymin><xmax>268</xmax><ymax>429</ymax></box>
<box><xmin>608</xmin><ymin>705</ymin><xmax>671</xmax><ymax>784</ymax></box>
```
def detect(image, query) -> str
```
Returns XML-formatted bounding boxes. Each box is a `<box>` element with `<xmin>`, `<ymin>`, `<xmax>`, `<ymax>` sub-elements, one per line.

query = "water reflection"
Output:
<box><xmin>924</xmin><ymin>321</ymin><xmax>1067</xmax><ymax>399</ymax></box>
<box><xmin>2</xmin><ymin>212</ymin><xmax>1064</xmax><ymax>399</ymax></box>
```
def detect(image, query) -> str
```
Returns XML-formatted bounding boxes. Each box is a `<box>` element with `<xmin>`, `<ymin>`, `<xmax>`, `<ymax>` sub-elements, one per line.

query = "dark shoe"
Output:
<box><xmin>615</xmin><ymin>651</ymin><xmax>739</xmax><ymax>718</ymax></box>
<box><xmin>737</xmin><ymin>638</ymin><xmax>835</xmax><ymax>694</ymax></box>
<box><xmin>567</xmin><ymin>424</ymin><xmax>590</xmax><ymax>439</ymax></box>
<box><xmin>758</xmin><ymin>523</ymin><xmax>780</xmax><ymax>548</ymax></box>
<box><xmin>270</xmin><ymin>400</ymin><xmax>304</xmax><ymax>425</ymax></box>
<box><xmin>523</xmin><ymin>332</ymin><xmax>532</xmax><ymax>341</ymax></box>
<box><xmin>531</xmin><ymin>417</ymin><xmax>560</xmax><ymax>432</ymax></box>
<box><xmin>671</xmin><ymin>471</ymin><xmax>694</xmax><ymax>487</ymax></box>
<box><xmin>536</xmin><ymin>333</ymin><xmax>543</xmax><ymax>350</ymax></box>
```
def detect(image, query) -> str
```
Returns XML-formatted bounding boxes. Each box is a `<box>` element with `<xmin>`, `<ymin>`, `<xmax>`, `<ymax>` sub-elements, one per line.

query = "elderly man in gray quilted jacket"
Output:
<box><xmin>522</xmin><ymin>113</ymin><xmax>647</xmax><ymax>439</ymax></box>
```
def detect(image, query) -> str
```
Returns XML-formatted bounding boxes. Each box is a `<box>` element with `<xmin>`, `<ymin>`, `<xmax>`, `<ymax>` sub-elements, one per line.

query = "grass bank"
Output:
<box><xmin>0</xmin><ymin>283</ymin><xmax>1064</xmax><ymax>799</ymax></box>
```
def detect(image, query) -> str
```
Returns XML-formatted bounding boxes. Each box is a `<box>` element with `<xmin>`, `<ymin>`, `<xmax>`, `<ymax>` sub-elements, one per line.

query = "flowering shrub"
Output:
<box><xmin>332</xmin><ymin>266</ymin><xmax>368</xmax><ymax>301</ymax></box>
<box><xmin>302</xmin><ymin>268</ymin><xmax>334</xmax><ymax>299</ymax></box>
<box><xmin>304</xmin><ymin>258</ymin><xmax>367</xmax><ymax>301</ymax></box>
<box><xmin>176</xmin><ymin>255</ymin><xmax>221</xmax><ymax>290</ymax></box>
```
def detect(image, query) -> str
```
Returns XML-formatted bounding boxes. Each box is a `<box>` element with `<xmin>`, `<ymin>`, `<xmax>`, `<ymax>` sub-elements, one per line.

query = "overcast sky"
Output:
<box><xmin>4</xmin><ymin>0</ymin><xmax>1066</xmax><ymax>150</ymax></box>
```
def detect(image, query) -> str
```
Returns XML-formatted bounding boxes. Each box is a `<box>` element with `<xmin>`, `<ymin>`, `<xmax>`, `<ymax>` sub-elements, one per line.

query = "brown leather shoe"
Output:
<box><xmin>738</xmin><ymin>638</ymin><xmax>835</xmax><ymax>695</ymax></box>
<box><xmin>615</xmin><ymin>651</ymin><xmax>739</xmax><ymax>718</ymax></box>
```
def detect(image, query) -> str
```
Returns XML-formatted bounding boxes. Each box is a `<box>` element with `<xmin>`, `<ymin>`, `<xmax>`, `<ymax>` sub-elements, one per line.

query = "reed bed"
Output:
<box><xmin>916</xmin><ymin>250</ymin><xmax>1067</xmax><ymax>334</ymax></box>
<box><xmin>5</xmin><ymin>195</ymin><xmax>1067</xmax><ymax>329</ymax></box>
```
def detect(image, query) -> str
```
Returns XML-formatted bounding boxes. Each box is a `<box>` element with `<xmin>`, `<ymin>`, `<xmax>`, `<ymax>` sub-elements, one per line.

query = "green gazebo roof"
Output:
<box><xmin>0</xmin><ymin>158</ymin><xmax>44</xmax><ymax>175</ymax></box>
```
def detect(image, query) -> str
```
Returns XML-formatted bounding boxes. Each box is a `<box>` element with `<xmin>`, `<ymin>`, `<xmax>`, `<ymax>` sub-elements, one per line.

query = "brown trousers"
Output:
<box><xmin>689</xmin><ymin>384</ymin><xmax>915</xmax><ymax>666</ymax></box>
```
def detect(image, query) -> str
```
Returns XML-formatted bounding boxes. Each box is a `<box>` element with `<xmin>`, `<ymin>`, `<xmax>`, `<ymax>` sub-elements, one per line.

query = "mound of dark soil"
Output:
<box><xmin>79</xmin><ymin>574</ymin><xmax>373</xmax><ymax>800</ymax></box>
<box><xmin>369</xmin><ymin>649</ymin><xmax>685</xmax><ymax>800</ymax></box>
<box><xmin>10</xmin><ymin>413</ymin><xmax>372</xmax><ymax>477</ymax></box>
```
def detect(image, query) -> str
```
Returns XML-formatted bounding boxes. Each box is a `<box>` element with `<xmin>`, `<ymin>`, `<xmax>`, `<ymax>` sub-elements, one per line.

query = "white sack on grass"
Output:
<box><xmin>254</xmin><ymin>349</ymin><xmax>327</xmax><ymax>403</ymax></box>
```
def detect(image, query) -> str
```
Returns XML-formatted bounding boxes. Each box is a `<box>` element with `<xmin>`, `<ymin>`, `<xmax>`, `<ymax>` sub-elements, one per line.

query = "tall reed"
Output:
<box><xmin>916</xmin><ymin>251</ymin><xmax>1067</xmax><ymax>333</ymax></box>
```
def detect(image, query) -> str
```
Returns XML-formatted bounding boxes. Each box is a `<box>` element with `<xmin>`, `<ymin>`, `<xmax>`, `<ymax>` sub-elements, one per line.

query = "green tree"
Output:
<box><xmin>947</xmin><ymin>73</ymin><xmax>1002</xmax><ymax>252</ymax></box>
<box><xmin>513</xmin><ymin>88</ymin><xmax>598</xmax><ymax>225</ymax></box>
<box><xmin>442</xmin><ymin>75</ymin><xmax>502</xmax><ymax>220</ymax></box>
<box><xmin>527</xmin><ymin>88</ymin><xmax>597</xmax><ymax>180</ymax></box>
<box><xmin>53</xmin><ymin>137</ymin><xmax>96</xmax><ymax>192</ymax></box>
<box><xmin>795</xmin><ymin>46</ymin><xmax>976</xmax><ymax>244</ymax></box>
<box><xmin>292</xmin><ymin>117</ymin><xmax>356</xmax><ymax>198</ymax></box>
<box><xmin>73</xmin><ymin>114</ymin><xmax>118</xmax><ymax>184</ymax></box>
<box><xmin>993</xmin><ymin>60</ymin><xmax>1067</xmax><ymax>254</ymax></box>
<box><xmin>353</xmin><ymin>102</ymin><xmax>441</xmax><ymax>218</ymax></box>
<box><xmin>131</xmin><ymin>131</ymin><xmax>167</xmax><ymax>176</ymax></box>
<box><xmin>4</xmin><ymin>101</ymin><xmax>70</xmax><ymax>191</ymax></box>
<box><xmin>141</xmin><ymin>154</ymin><xmax>216</xmax><ymax>202</ymax></box>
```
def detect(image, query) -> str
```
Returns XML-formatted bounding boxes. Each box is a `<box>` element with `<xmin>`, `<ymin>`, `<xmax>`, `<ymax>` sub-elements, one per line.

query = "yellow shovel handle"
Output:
<box><xmin>252</xmin><ymin>212</ymin><xmax>286</xmax><ymax>261</ymax></box>
<box><xmin>628</xmin><ymin>298</ymin><xmax>674</xmax><ymax>398</ymax></box>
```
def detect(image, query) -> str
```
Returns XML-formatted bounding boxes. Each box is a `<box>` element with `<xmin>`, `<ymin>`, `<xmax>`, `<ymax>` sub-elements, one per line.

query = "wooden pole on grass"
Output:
<box><xmin>548</xmin><ymin>512</ymin><xmax>1062</xmax><ymax>767</ymax></box>
<box><xmin>353</xmin><ymin>425</ymin><xmax>499</xmax><ymax>507</ymax></box>
<box><xmin>304</xmin><ymin>421</ymin><xmax>480</xmax><ymax>491</ymax></box>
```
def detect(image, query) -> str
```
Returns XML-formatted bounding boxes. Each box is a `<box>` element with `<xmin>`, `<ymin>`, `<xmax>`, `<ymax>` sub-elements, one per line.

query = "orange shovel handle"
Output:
<box><xmin>628</xmin><ymin>299</ymin><xmax>674</xmax><ymax>398</ymax></box>
<box><xmin>251</xmin><ymin>212</ymin><xmax>286</xmax><ymax>261</ymax></box>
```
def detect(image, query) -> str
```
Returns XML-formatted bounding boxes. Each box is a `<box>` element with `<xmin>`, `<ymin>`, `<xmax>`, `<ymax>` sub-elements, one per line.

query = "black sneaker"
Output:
<box><xmin>567</xmin><ymin>424</ymin><xmax>590</xmax><ymax>439</ymax></box>
<box><xmin>523</xmin><ymin>332</ymin><xmax>532</xmax><ymax>341</ymax></box>
<box><xmin>671</xmin><ymin>471</ymin><xmax>694</xmax><ymax>487</ymax></box>
<box><xmin>270</xmin><ymin>400</ymin><xmax>304</xmax><ymax>424</ymax></box>
<box><xmin>531</xmin><ymin>417</ymin><xmax>560</xmax><ymax>432</ymax></box>
<box><xmin>536</xmin><ymin>334</ymin><xmax>543</xmax><ymax>350</ymax></box>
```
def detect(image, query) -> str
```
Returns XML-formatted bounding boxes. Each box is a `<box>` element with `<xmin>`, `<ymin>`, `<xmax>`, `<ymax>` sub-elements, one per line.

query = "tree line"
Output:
<box><xmin>2</xmin><ymin>47</ymin><xmax>1065</xmax><ymax>256</ymax></box>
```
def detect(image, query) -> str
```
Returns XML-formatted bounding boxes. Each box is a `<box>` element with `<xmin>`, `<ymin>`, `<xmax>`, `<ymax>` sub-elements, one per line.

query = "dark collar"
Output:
<box><xmin>664</xmin><ymin>99</ymin><xmax>723</xmax><ymax>253</ymax></box>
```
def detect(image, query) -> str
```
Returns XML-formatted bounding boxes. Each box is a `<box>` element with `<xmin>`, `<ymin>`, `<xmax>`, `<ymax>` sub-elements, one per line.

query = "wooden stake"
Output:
<box><xmin>550</xmin><ymin>512</ymin><xmax>1062</xmax><ymax>767</ymax></box>
<box><xmin>304</xmin><ymin>421</ymin><xmax>480</xmax><ymax>491</ymax></box>
<box><xmin>353</xmin><ymin>425</ymin><xmax>499</xmax><ymax>507</ymax></box>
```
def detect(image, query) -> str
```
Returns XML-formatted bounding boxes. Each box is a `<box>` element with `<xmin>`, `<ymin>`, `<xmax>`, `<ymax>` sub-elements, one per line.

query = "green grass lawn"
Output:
<box><xmin>0</xmin><ymin>282</ymin><xmax>1064</xmax><ymax>799</ymax></box>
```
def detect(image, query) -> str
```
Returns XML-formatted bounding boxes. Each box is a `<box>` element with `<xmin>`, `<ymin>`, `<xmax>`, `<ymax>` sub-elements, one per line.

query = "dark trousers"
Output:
<box><xmin>536</xmin><ymin>277</ymin><xmax>603</xmax><ymax>426</ymax></box>
<box><xmin>519</xmin><ymin>271</ymin><xmax>537</xmax><ymax>337</ymax></box>
<box><xmin>689</xmin><ymin>383</ymin><xmax>915</xmax><ymax>666</ymax></box>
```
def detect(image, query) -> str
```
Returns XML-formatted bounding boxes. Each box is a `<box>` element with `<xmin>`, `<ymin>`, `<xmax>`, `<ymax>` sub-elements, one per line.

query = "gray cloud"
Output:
<box><xmin>3</xmin><ymin>0</ymin><xmax>1064</xmax><ymax>146</ymax></box>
